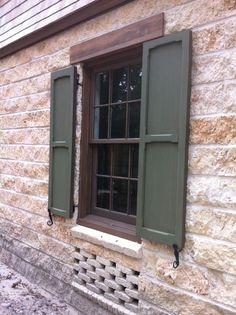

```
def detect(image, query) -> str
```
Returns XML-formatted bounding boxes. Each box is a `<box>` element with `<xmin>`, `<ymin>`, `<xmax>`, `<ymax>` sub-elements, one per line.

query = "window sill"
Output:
<box><xmin>71</xmin><ymin>218</ymin><xmax>142</xmax><ymax>259</ymax></box>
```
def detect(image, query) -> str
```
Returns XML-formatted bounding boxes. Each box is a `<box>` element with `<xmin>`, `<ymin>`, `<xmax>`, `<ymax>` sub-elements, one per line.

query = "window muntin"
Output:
<box><xmin>91</xmin><ymin>63</ymin><xmax>142</xmax><ymax>223</ymax></box>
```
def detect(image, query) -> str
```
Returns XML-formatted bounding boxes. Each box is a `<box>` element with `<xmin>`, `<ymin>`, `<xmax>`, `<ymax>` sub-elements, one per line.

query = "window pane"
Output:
<box><xmin>113</xmin><ymin>144</ymin><xmax>129</xmax><ymax>177</ymax></box>
<box><xmin>130</xmin><ymin>181</ymin><xmax>137</xmax><ymax>215</ymax></box>
<box><xmin>129</xmin><ymin>64</ymin><xmax>142</xmax><ymax>100</ymax></box>
<box><xmin>131</xmin><ymin>144</ymin><xmax>139</xmax><ymax>178</ymax></box>
<box><xmin>95</xmin><ymin>72</ymin><xmax>109</xmax><ymax>105</ymax></box>
<box><xmin>112</xmin><ymin>179</ymin><xmax>128</xmax><ymax>213</ymax></box>
<box><xmin>94</xmin><ymin>106</ymin><xmax>108</xmax><ymax>139</ymax></box>
<box><xmin>96</xmin><ymin>177</ymin><xmax>110</xmax><ymax>209</ymax></box>
<box><xmin>97</xmin><ymin>145</ymin><xmax>110</xmax><ymax>175</ymax></box>
<box><xmin>111</xmin><ymin>104</ymin><xmax>126</xmax><ymax>138</ymax></box>
<box><xmin>112</xmin><ymin>67</ymin><xmax>128</xmax><ymax>103</ymax></box>
<box><xmin>129</xmin><ymin>102</ymin><xmax>140</xmax><ymax>138</ymax></box>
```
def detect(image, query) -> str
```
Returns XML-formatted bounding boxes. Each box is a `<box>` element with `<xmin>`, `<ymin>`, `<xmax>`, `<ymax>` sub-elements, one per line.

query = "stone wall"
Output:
<box><xmin>0</xmin><ymin>0</ymin><xmax>235</xmax><ymax>314</ymax></box>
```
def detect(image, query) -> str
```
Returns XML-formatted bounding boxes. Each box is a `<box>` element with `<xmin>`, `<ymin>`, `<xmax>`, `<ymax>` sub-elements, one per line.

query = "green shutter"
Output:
<box><xmin>136</xmin><ymin>30</ymin><xmax>191</xmax><ymax>248</ymax></box>
<box><xmin>48</xmin><ymin>66</ymin><xmax>77</xmax><ymax>218</ymax></box>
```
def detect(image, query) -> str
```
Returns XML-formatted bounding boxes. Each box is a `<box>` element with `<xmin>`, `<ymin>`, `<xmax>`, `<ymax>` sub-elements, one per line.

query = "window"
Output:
<box><xmin>48</xmin><ymin>26</ymin><xmax>191</xmax><ymax>248</ymax></box>
<box><xmin>92</xmin><ymin>62</ymin><xmax>142</xmax><ymax>225</ymax></box>
<box><xmin>78</xmin><ymin>50</ymin><xmax>142</xmax><ymax>240</ymax></box>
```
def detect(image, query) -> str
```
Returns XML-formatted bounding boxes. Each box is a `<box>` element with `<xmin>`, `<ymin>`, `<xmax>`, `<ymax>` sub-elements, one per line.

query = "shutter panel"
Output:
<box><xmin>48</xmin><ymin>66</ymin><xmax>77</xmax><ymax>218</ymax></box>
<box><xmin>136</xmin><ymin>30</ymin><xmax>191</xmax><ymax>248</ymax></box>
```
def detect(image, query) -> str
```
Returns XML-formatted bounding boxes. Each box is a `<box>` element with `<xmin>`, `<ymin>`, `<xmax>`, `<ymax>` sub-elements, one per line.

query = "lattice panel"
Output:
<box><xmin>73</xmin><ymin>248</ymin><xmax>139</xmax><ymax>313</ymax></box>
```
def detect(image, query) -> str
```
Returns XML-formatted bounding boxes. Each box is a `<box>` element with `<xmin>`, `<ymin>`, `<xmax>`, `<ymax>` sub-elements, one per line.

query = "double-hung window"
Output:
<box><xmin>48</xmin><ymin>16</ymin><xmax>191</xmax><ymax>249</ymax></box>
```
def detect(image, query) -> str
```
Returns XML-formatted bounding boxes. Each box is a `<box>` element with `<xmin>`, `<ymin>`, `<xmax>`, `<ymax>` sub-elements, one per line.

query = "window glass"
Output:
<box><xmin>111</xmin><ymin>104</ymin><xmax>126</xmax><ymax>138</ymax></box>
<box><xmin>97</xmin><ymin>145</ymin><xmax>110</xmax><ymax>175</ymax></box>
<box><xmin>112</xmin><ymin>67</ymin><xmax>128</xmax><ymax>103</ymax></box>
<box><xmin>113</xmin><ymin>144</ymin><xmax>129</xmax><ymax>177</ymax></box>
<box><xmin>129</xmin><ymin>102</ymin><xmax>140</xmax><ymax>138</ymax></box>
<box><xmin>112</xmin><ymin>179</ymin><xmax>128</xmax><ymax>213</ymax></box>
<box><xmin>129</xmin><ymin>64</ymin><xmax>142</xmax><ymax>100</ymax></box>
<box><xmin>95</xmin><ymin>72</ymin><xmax>109</xmax><ymax>105</ymax></box>
<box><xmin>96</xmin><ymin>177</ymin><xmax>110</xmax><ymax>209</ymax></box>
<box><xmin>94</xmin><ymin>106</ymin><xmax>108</xmax><ymax>139</ymax></box>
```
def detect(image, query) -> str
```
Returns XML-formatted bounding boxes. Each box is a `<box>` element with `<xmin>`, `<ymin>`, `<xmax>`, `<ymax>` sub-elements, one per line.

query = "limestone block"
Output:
<box><xmin>125</xmin><ymin>288</ymin><xmax>138</xmax><ymax>300</ymax></box>
<box><xmin>184</xmin><ymin>237</ymin><xmax>236</xmax><ymax>276</ymax></box>
<box><xmin>104</xmin><ymin>279</ymin><xmax>122</xmax><ymax>291</ymax></box>
<box><xmin>96</xmin><ymin>256</ymin><xmax>113</xmax><ymax>266</ymax></box>
<box><xmin>0</xmin><ymin>160</ymin><xmax>49</xmax><ymax>180</ymax></box>
<box><xmin>207</xmin><ymin>270</ymin><xmax>236</xmax><ymax>308</ymax></box>
<box><xmin>186</xmin><ymin>206</ymin><xmax>236</xmax><ymax>243</ymax></box>
<box><xmin>48</xmin><ymin>48</ymin><xmax>70</xmax><ymax>72</ymax></box>
<box><xmin>0</xmin><ymin>110</ymin><xmax>49</xmax><ymax>129</ymax></box>
<box><xmin>188</xmin><ymin>146</ymin><xmax>236</xmax><ymax>177</ymax></box>
<box><xmin>104</xmin><ymin>292</ymin><xmax>121</xmax><ymax>305</ymax></box>
<box><xmin>0</xmin><ymin>74</ymin><xmax>50</xmax><ymax>99</ymax></box>
<box><xmin>192</xmin><ymin>51</ymin><xmax>236</xmax><ymax>85</ymax></box>
<box><xmin>105</xmin><ymin>266</ymin><xmax>123</xmax><ymax>277</ymax></box>
<box><xmin>0</xmin><ymin>92</ymin><xmax>50</xmax><ymax>115</ymax></box>
<box><xmin>86</xmin><ymin>283</ymin><xmax>102</xmax><ymax>295</ymax></box>
<box><xmin>77</xmin><ymin>272</ymin><xmax>93</xmax><ymax>283</ymax></box>
<box><xmin>94</xmin><ymin>280</ymin><xmax>111</xmax><ymax>292</ymax></box>
<box><xmin>0</xmin><ymin>128</ymin><xmax>49</xmax><ymax>145</ymax></box>
<box><xmin>187</xmin><ymin>175</ymin><xmax>236</xmax><ymax>209</ymax></box>
<box><xmin>96</xmin><ymin>268</ymin><xmax>113</xmax><ymax>280</ymax></box>
<box><xmin>139</xmin><ymin>300</ymin><xmax>169</xmax><ymax>315</ymax></box>
<box><xmin>190</xmin><ymin>115</ymin><xmax>236</xmax><ymax>144</ymax></box>
<box><xmin>126</xmin><ymin>275</ymin><xmax>139</xmax><ymax>286</ymax></box>
<box><xmin>139</xmin><ymin>276</ymin><xmax>236</xmax><ymax>315</ymax></box>
<box><xmin>86</xmin><ymin>270</ymin><xmax>102</xmax><ymax>281</ymax></box>
<box><xmin>116</xmin><ymin>276</ymin><xmax>134</xmax><ymax>289</ymax></box>
<box><xmin>0</xmin><ymin>145</ymin><xmax>49</xmax><ymax>162</ymax></box>
<box><xmin>193</xmin><ymin>16</ymin><xmax>236</xmax><ymax>55</ymax></box>
<box><xmin>0</xmin><ymin>58</ymin><xmax>49</xmax><ymax>86</ymax></box>
<box><xmin>190</xmin><ymin>81</ymin><xmax>236</xmax><ymax>116</ymax></box>
<box><xmin>0</xmin><ymin>174</ymin><xmax>48</xmax><ymax>197</ymax></box>
<box><xmin>0</xmin><ymin>189</ymin><xmax>47</xmax><ymax>216</ymax></box>
<box><xmin>114</xmin><ymin>290</ymin><xmax>133</xmax><ymax>303</ymax></box>
<box><xmin>165</xmin><ymin>0</ymin><xmax>236</xmax><ymax>33</ymax></box>
<box><xmin>141</xmin><ymin>250</ymin><xmax>209</xmax><ymax>295</ymax></box>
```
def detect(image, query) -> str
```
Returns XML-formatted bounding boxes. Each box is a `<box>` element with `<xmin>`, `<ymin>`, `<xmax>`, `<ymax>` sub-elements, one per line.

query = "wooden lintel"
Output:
<box><xmin>70</xmin><ymin>13</ymin><xmax>164</xmax><ymax>64</ymax></box>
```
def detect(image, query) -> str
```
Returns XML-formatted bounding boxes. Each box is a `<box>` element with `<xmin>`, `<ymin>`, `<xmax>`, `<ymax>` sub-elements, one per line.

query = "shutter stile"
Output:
<box><xmin>136</xmin><ymin>30</ymin><xmax>192</xmax><ymax>248</ymax></box>
<box><xmin>48</xmin><ymin>66</ymin><xmax>77</xmax><ymax>218</ymax></box>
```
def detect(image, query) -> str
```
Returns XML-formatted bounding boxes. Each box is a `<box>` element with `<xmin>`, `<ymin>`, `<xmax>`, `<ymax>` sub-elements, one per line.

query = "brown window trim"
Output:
<box><xmin>77</xmin><ymin>15</ymin><xmax>164</xmax><ymax>241</ymax></box>
<box><xmin>70</xmin><ymin>13</ymin><xmax>164</xmax><ymax>64</ymax></box>
<box><xmin>78</xmin><ymin>49</ymin><xmax>143</xmax><ymax>242</ymax></box>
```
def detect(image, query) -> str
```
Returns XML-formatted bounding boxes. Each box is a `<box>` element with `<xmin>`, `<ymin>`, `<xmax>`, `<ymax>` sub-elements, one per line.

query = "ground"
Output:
<box><xmin>0</xmin><ymin>261</ymin><xmax>78</xmax><ymax>315</ymax></box>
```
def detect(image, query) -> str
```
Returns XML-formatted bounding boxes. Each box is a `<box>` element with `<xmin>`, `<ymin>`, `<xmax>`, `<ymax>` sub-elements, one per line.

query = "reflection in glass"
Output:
<box><xmin>96</xmin><ymin>176</ymin><xmax>110</xmax><ymax>209</ymax></box>
<box><xmin>94</xmin><ymin>106</ymin><xmax>108</xmax><ymax>139</ymax></box>
<box><xmin>97</xmin><ymin>145</ymin><xmax>110</xmax><ymax>175</ymax></box>
<box><xmin>111</xmin><ymin>104</ymin><xmax>126</xmax><ymax>138</ymax></box>
<box><xmin>95</xmin><ymin>72</ymin><xmax>109</xmax><ymax>105</ymax></box>
<box><xmin>131</xmin><ymin>144</ymin><xmax>139</xmax><ymax>178</ymax></box>
<box><xmin>113</xmin><ymin>145</ymin><xmax>129</xmax><ymax>177</ymax></box>
<box><xmin>112</xmin><ymin>67</ymin><xmax>128</xmax><ymax>103</ymax></box>
<box><xmin>130</xmin><ymin>181</ymin><xmax>137</xmax><ymax>215</ymax></box>
<box><xmin>129</xmin><ymin>64</ymin><xmax>142</xmax><ymax>100</ymax></box>
<box><xmin>129</xmin><ymin>102</ymin><xmax>140</xmax><ymax>138</ymax></box>
<box><xmin>112</xmin><ymin>179</ymin><xmax>128</xmax><ymax>213</ymax></box>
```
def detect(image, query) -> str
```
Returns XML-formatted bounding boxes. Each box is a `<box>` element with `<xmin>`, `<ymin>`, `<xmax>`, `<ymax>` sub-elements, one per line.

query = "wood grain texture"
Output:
<box><xmin>70</xmin><ymin>13</ymin><xmax>164</xmax><ymax>64</ymax></box>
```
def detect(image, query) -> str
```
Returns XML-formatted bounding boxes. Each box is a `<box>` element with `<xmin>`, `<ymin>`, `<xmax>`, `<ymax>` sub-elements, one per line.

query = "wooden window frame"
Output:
<box><xmin>75</xmin><ymin>13</ymin><xmax>164</xmax><ymax>241</ymax></box>
<box><xmin>78</xmin><ymin>49</ymin><xmax>142</xmax><ymax>242</ymax></box>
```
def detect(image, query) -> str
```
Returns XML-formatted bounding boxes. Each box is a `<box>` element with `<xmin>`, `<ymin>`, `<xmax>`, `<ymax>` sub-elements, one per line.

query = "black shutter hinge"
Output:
<box><xmin>47</xmin><ymin>209</ymin><xmax>54</xmax><ymax>226</ymax></box>
<box><xmin>173</xmin><ymin>244</ymin><xmax>182</xmax><ymax>268</ymax></box>
<box><xmin>77</xmin><ymin>75</ymin><xmax>82</xmax><ymax>87</ymax></box>
<box><xmin>73</xmin><ymin>204</ymin><xmax>79</xmax><ymax>211</ymax></box>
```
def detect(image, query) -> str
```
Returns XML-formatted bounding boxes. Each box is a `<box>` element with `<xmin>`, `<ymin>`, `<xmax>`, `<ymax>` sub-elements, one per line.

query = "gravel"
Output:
<box><xmin>0</xmin><ymin>261</ymin><xmax>78</xmax><ymax>315</ymax></box>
